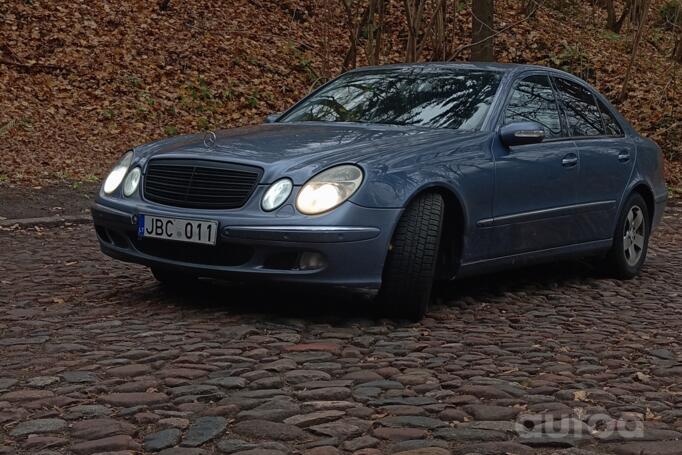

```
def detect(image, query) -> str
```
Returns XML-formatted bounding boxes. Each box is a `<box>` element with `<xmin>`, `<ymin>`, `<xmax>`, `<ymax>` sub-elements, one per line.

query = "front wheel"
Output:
<box><xmin>378</xmin><ymin>192</ymin><xmax>444</xmax><ymax>321</ymax></box>
<box><xmin>605</xmin><ymin>193</ymin><xmax>650</xmax><ymax>279</ymax></box>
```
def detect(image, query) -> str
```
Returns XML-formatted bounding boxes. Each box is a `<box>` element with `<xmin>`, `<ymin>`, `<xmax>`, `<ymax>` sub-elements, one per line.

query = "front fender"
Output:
<box><xmin>349</xmin><ymin>141</ymin><xmax>495</xmax><ymax>236</ymax></box>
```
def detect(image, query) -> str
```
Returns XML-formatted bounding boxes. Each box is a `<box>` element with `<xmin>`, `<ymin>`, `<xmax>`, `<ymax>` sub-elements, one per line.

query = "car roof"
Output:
<box><xmin>348</xmin><ymin>62</ymin><xmax>576</xmax><ymax>79</ymax></box>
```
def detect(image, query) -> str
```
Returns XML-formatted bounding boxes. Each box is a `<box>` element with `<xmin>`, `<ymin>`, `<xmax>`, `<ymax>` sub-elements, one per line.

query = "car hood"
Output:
<box><xmin>135</xmin><ymin>122</ymin><xmax>486</xmax><ymax>184</ymax></box>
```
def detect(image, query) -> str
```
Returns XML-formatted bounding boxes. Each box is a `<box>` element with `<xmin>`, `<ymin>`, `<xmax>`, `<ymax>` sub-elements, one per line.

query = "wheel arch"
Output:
<box><xmin>631</xmin><ymin>182</ymin><xmax>655</xmax><ymax>230</ymax></box>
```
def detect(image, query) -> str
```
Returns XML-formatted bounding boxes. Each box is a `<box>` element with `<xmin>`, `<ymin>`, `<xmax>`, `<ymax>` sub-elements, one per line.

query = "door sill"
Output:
<box><xmin>456</xmin><ymin>239</ymin><xmax>612</xmax><ymax>279</ymax></box>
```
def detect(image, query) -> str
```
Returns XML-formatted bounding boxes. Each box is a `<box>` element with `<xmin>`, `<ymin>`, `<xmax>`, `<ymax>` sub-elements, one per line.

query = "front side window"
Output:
<box><xmin>504</xmin><ymin>75</ymin><xmax>562</xmax><ymax>139</ymax></box>
<box><xmin>553</xmin><ymin>78</ymin><xmax>605</xmax><ymax>137</ymax></box>
<box><xmin>279</xmin><ymin>68</ymin><xmax>502</xmax><ymax>130</ymax></box>
<box><xmin>597</xmin><ymin>99</ymin><xmax>624</xmax><ymax>136</ymax></box>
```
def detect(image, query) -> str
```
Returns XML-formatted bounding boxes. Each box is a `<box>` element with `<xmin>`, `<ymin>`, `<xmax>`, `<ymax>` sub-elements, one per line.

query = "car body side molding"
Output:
<box><xmin>476</xmin><ymin>200</ymin><xmax>617</xmax><ymax>228</ymax></box>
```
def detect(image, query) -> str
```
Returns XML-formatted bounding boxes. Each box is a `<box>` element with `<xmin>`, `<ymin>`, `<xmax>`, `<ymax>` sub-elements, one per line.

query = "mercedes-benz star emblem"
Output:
<box><xmin>203</xmin><ymin>131</ymin><xmax>217</xmax><ymax>148</ymax></box>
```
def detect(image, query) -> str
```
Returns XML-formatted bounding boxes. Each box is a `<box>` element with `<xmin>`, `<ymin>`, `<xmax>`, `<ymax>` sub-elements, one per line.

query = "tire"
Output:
<box><xmin>605</xmin><ymin>192</ymin><xmax>650</xmax><ymax>279</ymax></box>
<box><xmin>151</xmin><ymin>267</ymin><xmax>198</xmax><ymax>288</ymax></box>
<box><xmin>379</xmin><ymin>192</ymin><xmax>445</xmax><ymax>320</ymax></box>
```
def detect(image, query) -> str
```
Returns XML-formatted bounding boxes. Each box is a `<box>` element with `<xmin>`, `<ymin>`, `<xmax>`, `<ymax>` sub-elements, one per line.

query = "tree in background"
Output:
<box><xmin>404</xmin><ymin>0</ymin><xmax>461</xmax><ymax>62</ymax></box>
<box><xmin>620</xmin><ymin>0</ymin><xmax>651</xmax><ymax>101</ymax></box>
<box><xmin>604</xmin><ymin>0</ymin><xmax>633</xmax><ymax>32</ymax></box>
<box><xmin>471</xmin><ymin>0</ymin><xmax>495</xmax><ymax>61</ymax></box>
<box><xmin>340</xmin><ymin>0</ymin><xmax>387</xmax><ymax>69</ymax></box>
<box><xmin>366</xmin><ymin>0</ymin><xmax>386</xmax><ymax>66</ymax></box>
<box><xmin>403</xmin><ymin>0</ymin><xmax>426</xmax><ymax>62</ymax></box>
<box><xmin>673</xmin><ymin>3</ymin><xmax>682</xmax><ymax>62</ymax></box>
<box><xmin>339</xmin><ymin>0</ymin><xmax>681</xmax><ymax>68</ymax></box>
<box><xmin>340</xmin><ymin>0</ymin><xmax>366</xmax><ymax>69</ymax></box>
<box><xmin>602</xmin><ymin>0</ymin><xmax>652</xmax><ymax>33</ymax></box>
<box><xmin>432</xmin><ymin>0</ymin><xmax>457</xmax><ymax>61</ymax></box>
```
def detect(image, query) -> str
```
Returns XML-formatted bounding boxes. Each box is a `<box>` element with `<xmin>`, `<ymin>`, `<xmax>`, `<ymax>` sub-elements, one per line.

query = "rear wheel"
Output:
<box><xmin>378</xmin><ymin>192</ymin><xmax>444</xmax><ymax>321</ymax></box>
<box><xmin>151</xmin><ymin>267</ymin><xmax>198</xmax><ymax>288</ymax></box>
<box><xmin>605</xmin><ymin>193</ymin><xmax>650</xmax><ymax>279</ymax></box>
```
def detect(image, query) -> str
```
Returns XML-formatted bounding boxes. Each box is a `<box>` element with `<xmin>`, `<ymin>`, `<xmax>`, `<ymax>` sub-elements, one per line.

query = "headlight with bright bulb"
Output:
<box><xmin>103</xmin><ymin>151</ymin><xmax>133</xmax><ymax>194</ymax></box>
<box><xmin>296</xmin><ymin>165</ymin><xmax>363</xmax><ymax>215</ymax></box>
<box><xmin>123</xmin><ymin>167</ymin><xmax>142</xmax><ymax>197</ymax></box>
<box><xmin>262</xmin><ymin>178</ymin><xmax>293</xmax><ymax>211</ymax></box>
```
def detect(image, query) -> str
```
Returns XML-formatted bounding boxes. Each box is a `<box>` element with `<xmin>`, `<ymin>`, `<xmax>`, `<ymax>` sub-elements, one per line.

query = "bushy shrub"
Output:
<box><xmin>659</xmin><ymin>0</ymin><xmax>681</xmax><ymax>29</ymax></box>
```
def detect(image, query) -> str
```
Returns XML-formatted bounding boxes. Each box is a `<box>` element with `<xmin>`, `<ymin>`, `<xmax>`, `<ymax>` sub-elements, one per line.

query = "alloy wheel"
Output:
<box><xmin>623</xmin><ymin>205</ymin><xmax>645</xmax><ymax>267</ymax></box>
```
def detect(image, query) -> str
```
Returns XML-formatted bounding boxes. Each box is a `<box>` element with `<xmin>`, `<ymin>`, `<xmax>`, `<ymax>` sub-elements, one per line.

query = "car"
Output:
<box><xmin>92</xmin><ymin>62</ymin><xmax>668</xmax><ymax>319</ymax></box>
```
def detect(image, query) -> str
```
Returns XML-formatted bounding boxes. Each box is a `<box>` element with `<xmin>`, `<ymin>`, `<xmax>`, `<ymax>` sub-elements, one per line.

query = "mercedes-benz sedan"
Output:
<box><xmin>92</xmin><ymin>63</ymin><xmax>667</xmax><ymax>319</ymax></box>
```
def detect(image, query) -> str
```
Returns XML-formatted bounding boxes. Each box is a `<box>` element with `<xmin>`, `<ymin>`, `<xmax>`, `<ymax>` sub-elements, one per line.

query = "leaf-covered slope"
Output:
<box><xmin>0</xmin><ymin>0</ymin><xmax>680</xmax><ymax>189</ymax></box>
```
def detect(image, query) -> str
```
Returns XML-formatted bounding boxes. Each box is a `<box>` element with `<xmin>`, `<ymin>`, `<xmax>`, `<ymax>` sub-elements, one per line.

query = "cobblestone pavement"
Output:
<box><xmin>1</xmin><ymin>204</ymin><xmax>682</xmax><ymax>455</ymax></box>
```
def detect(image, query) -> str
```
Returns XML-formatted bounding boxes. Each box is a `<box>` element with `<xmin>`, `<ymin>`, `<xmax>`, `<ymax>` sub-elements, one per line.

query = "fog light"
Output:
<box><xmin>299</xmin><ymin>252</ymin><xmax>326</xmax><ymax>270</ymax></box>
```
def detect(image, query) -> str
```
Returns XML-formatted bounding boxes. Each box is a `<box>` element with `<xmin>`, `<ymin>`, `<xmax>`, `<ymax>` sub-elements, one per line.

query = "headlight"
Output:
<box><xmin>103</xmin><ymin>151</ymin><xmax>133</xmax><ymax>194</ymax></box>
<box><xmin>296</xmin><ymin>165</ymin><xmax>363</xmax><ymax>215</ymax></box>
<box><xmin>123</xmin><ymin>167</ymin><xmax>142</xmax><ymax>197</ymax></box>
<box><xmin>262</xmin><ymin>178</ymin><xmax>293</xmax><ymax>211</ymax></box>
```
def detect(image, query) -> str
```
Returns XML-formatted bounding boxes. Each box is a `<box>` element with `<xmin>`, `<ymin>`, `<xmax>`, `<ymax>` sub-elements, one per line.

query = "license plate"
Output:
<box><xmin>138</xmin><ymin>214</ymin><xmax>218</xmax><ymax>246</ymax></box>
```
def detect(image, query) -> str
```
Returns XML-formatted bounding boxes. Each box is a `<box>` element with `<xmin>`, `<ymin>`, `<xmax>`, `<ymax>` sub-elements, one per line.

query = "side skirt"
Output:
<box><xmin>455</xmin><ymin>238</ymin><xmax>613</xmax><ymax>279</ymax></box>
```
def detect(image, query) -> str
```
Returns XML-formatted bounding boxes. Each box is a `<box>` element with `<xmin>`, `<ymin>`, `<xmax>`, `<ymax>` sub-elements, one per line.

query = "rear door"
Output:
<box><xmin>552</xmin><ymin>77</ymin><xmax>635</xmax><ymax>240</ymax></box>
<box><xmin>488</xmin><ymin>73</ymin><xmax>582</xmax><ymax>258</ymax></box>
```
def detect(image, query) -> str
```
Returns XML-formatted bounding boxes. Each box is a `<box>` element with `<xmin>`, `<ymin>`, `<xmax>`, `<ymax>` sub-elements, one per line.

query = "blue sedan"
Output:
<box><xmin>92</xmin><ymin>63</ymin><xmax>668</xmax><ymax>319</ymax></box>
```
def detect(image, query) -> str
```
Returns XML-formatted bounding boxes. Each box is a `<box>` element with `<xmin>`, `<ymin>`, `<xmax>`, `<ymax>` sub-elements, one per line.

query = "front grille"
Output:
<box><xmin>130</xmin><ymin>236</ymin><xmax>253</xmax><ymax>267</ymax></box>
<box><xmin>144</xmin><ymin>159</ymin><xmax>262</xmax><ymax>209</ymax></box>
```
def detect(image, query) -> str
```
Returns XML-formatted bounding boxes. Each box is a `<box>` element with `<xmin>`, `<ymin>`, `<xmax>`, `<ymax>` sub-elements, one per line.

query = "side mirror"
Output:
<box><xmin>500</xmin><ymin>121</ymin><xmax>545</xmax><ymax>147</ymax></box>
<box><xmin>264</xmin><ymin>113</ymin><xmax>282</xmax><ymax>124</ymax></box>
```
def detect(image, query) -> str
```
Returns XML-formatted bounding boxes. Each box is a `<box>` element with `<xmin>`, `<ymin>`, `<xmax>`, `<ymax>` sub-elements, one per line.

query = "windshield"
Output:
<box><xmin>279</xmin><ymin>68</ymin><xmax>502</xmax><ymax>130</ymax></box>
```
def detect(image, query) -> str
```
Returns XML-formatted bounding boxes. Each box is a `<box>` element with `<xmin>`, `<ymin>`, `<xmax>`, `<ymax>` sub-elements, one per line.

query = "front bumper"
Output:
<box><xmin>92</xmin><ymin>193</ymin><xmax>401</xmax><ymax>290</ymax></box>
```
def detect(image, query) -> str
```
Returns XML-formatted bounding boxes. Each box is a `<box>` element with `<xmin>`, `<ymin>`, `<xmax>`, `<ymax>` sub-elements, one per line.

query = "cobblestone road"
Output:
<box><xmin>1</xmin><ymin>204</ymin><xmax>682</xmax><ymax>455</ymax></box>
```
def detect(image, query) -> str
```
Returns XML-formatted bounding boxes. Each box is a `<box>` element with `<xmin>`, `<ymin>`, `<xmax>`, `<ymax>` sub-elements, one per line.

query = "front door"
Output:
<box><xmin>488</xmin><ymin>73</ymin><xmax>581</xmax><ymax>258</ymax></box>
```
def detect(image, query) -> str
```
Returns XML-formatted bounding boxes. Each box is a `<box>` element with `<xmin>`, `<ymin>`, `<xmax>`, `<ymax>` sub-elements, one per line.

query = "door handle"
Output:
<box><xmin>618</xmin><ymin>151</ymin><xmax>631</xmax><ymax>162</ymax></box>
<box><xmin>562</xmin><ymin>154</ymin><xmax>578</xmax><ymax>167</ymax></box>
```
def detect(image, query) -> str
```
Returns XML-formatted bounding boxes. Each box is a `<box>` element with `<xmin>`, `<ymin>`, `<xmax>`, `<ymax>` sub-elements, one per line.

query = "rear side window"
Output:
<box><xmin>597</xmin><ymin>99</ymin><xmax>624</xmax><ymax>136</ymax></box>
<box><xmin>504</xmin><ymin>75</ymin><xmax>562</xmax><ymax>139</ymax></box>
<box><xmin>553</xmin><ymin>78</ymin><xmax>605</xmax><ymax>137</ymax></box>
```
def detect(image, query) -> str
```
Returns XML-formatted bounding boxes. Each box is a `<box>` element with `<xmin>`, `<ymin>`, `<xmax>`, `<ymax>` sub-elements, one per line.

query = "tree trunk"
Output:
<box><xmin>366</xmin><ymin>0</ymin><xmax>386</xmax><ymax>66</ymax></box>
<box><xmin>340</xmin><ymin>0</ymin><xmax>357</xmax><ymax>69</ymax></box>
<box><xmin>619</xmin><ymin>0</ymin><xmax>650</xmax><ymax>101</ymax></box>
<box><xmin>605</xmin><ymin>0</ymin><xmax>616</xmax><ymax>29</ymax></box>
<box><xmin>674</xmin><ymin>5</ymin><xmax>682</xmax><ymax>62</ymax></box>
<box><xmin>471</xmin><ymin>0</ymin><xmax>495</xmax><ymax>61</ymax></box>
<box><xmin>340</xmin><ymin>0</ymin><xmax>369</xmax><ymax>70</ymax></box>
<box><xmin>320</xmin><ymin>0</ymin><xmax>332</xmax><ymax>80</ymax></box>
<box><xmin>630</xmin><ymin>0</ymin><xmax>645</xmax><ymax>26</ymax></box>
<box><xmin>606</xmin><ymin>0</ymin><xmax>633</xmax><ymax>33</ymax></box>
<box><xmin>522</xmin><ymin>0</ymin><xmax>538</xmax><ymax>17</ymax></box>
<box><xmin>432</xmin><ymin>0</ymin><xmax>449</xmax><ymax>60</ymax></box>
<box><xmin>403</xmin><ymin>0</ymin><xmax>426</xmax><ymax>62</ymax></box>
<box><xmin>375</xmin><ymin>0</ymin><xmax>386</xmax><ymax>64</ymax></box>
